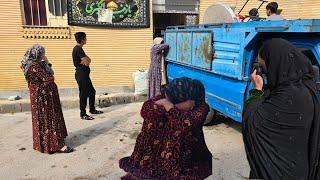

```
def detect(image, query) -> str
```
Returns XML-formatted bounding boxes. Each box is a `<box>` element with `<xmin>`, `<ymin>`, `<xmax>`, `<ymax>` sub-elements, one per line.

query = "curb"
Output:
<box><xmin>0</xmin><ymin>93</ymin><xmax>147</xmax><ymax>114</ymax></box>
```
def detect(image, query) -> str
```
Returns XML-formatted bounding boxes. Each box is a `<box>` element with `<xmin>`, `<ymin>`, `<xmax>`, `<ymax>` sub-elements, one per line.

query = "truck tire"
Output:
<box><xmin>204</xmin><ymin>108</ymin><xmax>219</xmax><ymax>126</ymax></box>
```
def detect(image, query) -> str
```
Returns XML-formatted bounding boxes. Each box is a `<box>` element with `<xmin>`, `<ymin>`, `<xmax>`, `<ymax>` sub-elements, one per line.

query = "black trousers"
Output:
<box><xmin>75</xmin><ymin>68</ymin><xmax>96</xmax><ymax>116</ymax></box>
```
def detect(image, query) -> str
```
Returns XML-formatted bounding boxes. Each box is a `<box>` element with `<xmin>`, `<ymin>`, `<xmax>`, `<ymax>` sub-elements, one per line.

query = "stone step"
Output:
<box><xmin>0</xmin><ymin>93</ymin><xmax>147</xmax><ymax>114</ymax></box>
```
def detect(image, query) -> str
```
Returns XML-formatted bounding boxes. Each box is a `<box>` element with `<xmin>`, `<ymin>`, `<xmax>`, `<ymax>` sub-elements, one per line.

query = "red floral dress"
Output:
<box><xmin>119</xmin><ymin>94</ymin><xmax>212</xmax><ymax>179</ymax></box>
<box><xmin>27</xmin><ymin>62</ymin><xmax>68</xmax><ymax>154</ymax></box>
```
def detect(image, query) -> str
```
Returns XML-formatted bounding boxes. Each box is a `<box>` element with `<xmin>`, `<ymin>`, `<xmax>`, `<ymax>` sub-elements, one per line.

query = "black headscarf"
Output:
<box><xmin>243</xmin><ymin>38</ymin><xmax>320</xmax><ymax>180</ymax></box>
<box><xmin>164</xmin><ymin>77</ymin><xmax>206</xmax><ymax>106</ymax></box>
<box><xmin>191</xmin><ymin>79</ymin><xmax>206</xmax><ymax>106</ymax></box>
<box><xmin>259</xmin><ymin>38</ymin><xmax>315</xmax><ymax>90</ymax></box>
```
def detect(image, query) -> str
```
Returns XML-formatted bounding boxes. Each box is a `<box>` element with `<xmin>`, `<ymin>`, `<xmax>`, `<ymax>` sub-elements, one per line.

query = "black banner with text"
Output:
<box><xmin>67</xmin><ymin>0</ymin><xmax>150</xmax><ymax>28</ymax></box>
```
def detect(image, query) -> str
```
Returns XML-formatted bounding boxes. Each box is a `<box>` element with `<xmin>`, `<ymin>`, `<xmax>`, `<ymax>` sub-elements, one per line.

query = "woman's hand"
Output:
<box><xmin>175</xmin><ymin>100</ymin><xmax>195</xmax><ymax>111</ymax></box>
<box><xmin>155</xmin><ymin>99</ymin><xmax>174</xmax><ymax>111</ymax></box>
<box><xmin>42</xmin><ymin>55</ymin><xmax>49</xmax><ymax>63</ymax></box>
<box><xmin>155</xmin><ymin>92</ymin><xmax>162</xmax><ymax>96</ymax></box>
<box><xmin>251</xmin><ymin>69</ymin><xmax>264</xmax><ymax>90</ymax></box>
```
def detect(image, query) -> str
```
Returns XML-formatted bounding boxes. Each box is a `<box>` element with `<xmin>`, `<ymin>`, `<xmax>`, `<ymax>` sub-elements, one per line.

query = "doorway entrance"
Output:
<box><xmin>152</xmin><ymin>0</ymin><xmax>199</xmax><ymax>38</ymax></box>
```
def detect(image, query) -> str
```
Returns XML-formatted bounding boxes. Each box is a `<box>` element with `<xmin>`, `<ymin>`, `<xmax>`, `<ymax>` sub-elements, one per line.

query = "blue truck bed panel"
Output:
<box><xmin>167</xmin><ymin>19</ymin><xmax>320</xmax><ymax>33</ymax></box>
<box><xmin>165</xmin><ymin>19</ymin><xmax>320</xmax><ymax>122</ymax></box>
<box><xmin>167</xmin><ymin>63</ymin><xmax>246</xmax><ymax>122</ymax></box>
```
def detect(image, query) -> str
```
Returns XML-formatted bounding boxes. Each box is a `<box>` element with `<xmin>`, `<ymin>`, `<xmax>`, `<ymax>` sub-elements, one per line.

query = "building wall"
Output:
<box><xmin>2</xmin><ymin>0</ymin><xmax>320</xmax><ymax>91</ymax></box>
<box><xmin>199</xmin><ymin>0</ymin><xmax>320</xmax><ymax>23</ymax></box>
<box><xmin>0</xmin><ymin>0</ymin><xmax>153</xmax><ymax>91</ymax></box>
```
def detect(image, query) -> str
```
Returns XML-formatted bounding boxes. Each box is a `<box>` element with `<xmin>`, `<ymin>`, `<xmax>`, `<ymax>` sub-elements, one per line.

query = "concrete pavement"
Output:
<box><xmin>0</xmin><ymin>103</ymin><xmax>250</xmax><ymax>180</ymax></box>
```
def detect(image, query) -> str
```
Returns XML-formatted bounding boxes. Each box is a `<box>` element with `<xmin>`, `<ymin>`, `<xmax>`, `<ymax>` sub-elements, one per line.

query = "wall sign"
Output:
<box><xmin>67</xmin><ymin>0</ymin><xmax>150</xmax><ymax>27</ymax></box>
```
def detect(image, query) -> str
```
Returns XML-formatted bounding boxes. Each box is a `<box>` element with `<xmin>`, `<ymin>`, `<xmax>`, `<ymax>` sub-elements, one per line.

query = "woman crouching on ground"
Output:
<box><xmin>119</xmin><ymin>77</ymin><xmax>212</xmax><ymax>179</ymax></box>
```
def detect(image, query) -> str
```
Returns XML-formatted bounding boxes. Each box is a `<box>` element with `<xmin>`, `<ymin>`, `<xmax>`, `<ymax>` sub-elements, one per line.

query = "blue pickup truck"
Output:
<box><xmin>164</xmin><ymin>19</ymin><xmax>320</xmax><ymax>123</ymax></box>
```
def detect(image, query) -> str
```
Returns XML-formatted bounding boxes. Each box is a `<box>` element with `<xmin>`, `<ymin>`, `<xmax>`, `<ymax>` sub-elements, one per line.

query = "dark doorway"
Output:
<box><xmin>153</xmin><ymin>13</ymin><xmax>198</xmax><ymax>38</ymax></box>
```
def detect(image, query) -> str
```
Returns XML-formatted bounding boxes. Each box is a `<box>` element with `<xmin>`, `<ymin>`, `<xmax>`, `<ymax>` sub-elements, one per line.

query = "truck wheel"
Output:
<box><xmin>204</xmin><ymin>108</ymin><xmax>219</xmax><ymax>126</ymax></box>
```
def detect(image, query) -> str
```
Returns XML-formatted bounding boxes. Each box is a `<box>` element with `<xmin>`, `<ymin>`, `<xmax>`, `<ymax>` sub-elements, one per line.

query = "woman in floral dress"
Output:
<box><xmin>21</xmin><ymin>44</ymin><xmax>73</xmax><ymax>154</ymax></box>
<box><xmin>120</xmin><ymin>77</ymin><xmax>212</xmax><ymax>179</ymax></box>
<box><xmin>148</xmin><ymin>37</ymin><xmax>169</xmax><ymax>99</ymax></box>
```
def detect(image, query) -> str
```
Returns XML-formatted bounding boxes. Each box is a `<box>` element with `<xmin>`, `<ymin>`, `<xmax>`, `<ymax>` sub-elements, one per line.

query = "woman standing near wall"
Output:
<box><xmin>21</xmin><ymin>44</ymin><xmax>73</xmax><ymax>154</ymax></box>
<box><xmin>148</xmin><ymin>37</ymin><xmax>169</xmax><ymax>99</ymax></box>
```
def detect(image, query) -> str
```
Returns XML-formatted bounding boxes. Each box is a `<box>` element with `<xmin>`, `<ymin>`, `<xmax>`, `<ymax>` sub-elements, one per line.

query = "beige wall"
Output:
<box><xmin>0</xmin><ymin>1</ymin><xmax>153</xmax><ymax>90</ymax></box>
<box><xmin>2</xmin><ymin>0</ymin><xmax>320</xmax><ymax>91</ymax></box>
<box><xmin>199</xmin><ymin>0</ymin><xmax>320</xmax><ymax>23</ymax></box>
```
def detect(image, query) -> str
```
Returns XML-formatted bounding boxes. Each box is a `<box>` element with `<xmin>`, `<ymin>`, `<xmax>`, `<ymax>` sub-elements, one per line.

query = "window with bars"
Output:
<box><xmin>23</xmin><ymin>0</ymin><xmax>48</xmax><ymax>26</ymax></box>
<box><xmin>48</xmin><ymin>0</ymin><xmax>67</xmax><ymax>17</ymax></box>
<box><xmin>22</xmin><ymin>0</ymin><xmax>67</xmax><ymax>26</ymax></box>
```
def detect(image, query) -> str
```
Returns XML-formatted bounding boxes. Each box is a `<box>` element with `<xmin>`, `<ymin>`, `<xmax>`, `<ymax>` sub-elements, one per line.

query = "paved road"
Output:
<box><xmin>0</xmin><ymin>103</ymin><xmax>249</xmax><ymax>180</ymax></box>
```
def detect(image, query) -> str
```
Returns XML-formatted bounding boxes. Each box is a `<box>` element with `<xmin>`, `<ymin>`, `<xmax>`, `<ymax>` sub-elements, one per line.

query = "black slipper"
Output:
<box><xmin>81</xmin><ymin>114</ymin><xmax>95</xmax><ymax>120</ymax></box>
<box><xmin>57</xmin><ymin>146</ymin><xmax>74</xmax><ymax>153</ymax></box>
<box><xmin>90</xmin><ymin>110</ymin><xmax>103</xmax><ymax>114</ymax></box>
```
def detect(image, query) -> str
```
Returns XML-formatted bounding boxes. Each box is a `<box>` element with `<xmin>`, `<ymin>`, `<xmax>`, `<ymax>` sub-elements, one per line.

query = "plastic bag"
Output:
<box><xmin>133</xmin><ymin>70</ymin><xmax>148</xmax><ymax>95</ymax></box>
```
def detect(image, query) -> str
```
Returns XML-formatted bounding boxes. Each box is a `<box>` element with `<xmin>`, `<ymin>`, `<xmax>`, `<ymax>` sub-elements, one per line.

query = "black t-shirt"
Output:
<box><xmin>72</xmin><ymin>45</ymin><xmax>90</xmax><ymax>70</ymax></box>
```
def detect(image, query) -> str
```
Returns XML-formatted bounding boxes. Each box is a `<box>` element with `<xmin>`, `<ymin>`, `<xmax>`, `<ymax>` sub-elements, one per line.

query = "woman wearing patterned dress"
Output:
<box><xmin>21</xmin><ymin>44</ymin><xmax>73</xmax><ymax>154</ymax></box>
<box><xmin>119</xmin><ymin>77</ymin><xmax>212</xmax><ymax>179</ymax></box>
<box><xmin>148</xmin><ymin>37</ymin><xmax>169</xmax><ymax>99</ymax></box>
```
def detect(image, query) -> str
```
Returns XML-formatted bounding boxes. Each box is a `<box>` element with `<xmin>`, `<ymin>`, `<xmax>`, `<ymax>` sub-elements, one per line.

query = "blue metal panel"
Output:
<box><xmin>191</xmin><ymin>31</ymin><xmax>213</xmax><ymax>70</ymax></box>
<box><xmin>165</xmin><ymin>19</ymin><xmax>320</xmax><ymax>123</ymax></box>
<box><xmin>167</xmin><ymin>19</ymin><xmax>320</xmax><ymax>33</ymax></box>
<box><xmin>165</xmin><ymin>32</ymin><xmax>177</xmax><ymax>62</ymax></box>
<box><xmin>166</xmin><ymin>29</ymin><xmax>246</xmax><ymax>79</ymax></box>
<box><xmin>177</xmin><ymin>32</ymin><xmax>192</xmax><ymax>64</ymax></box>
<box><xmin>211</xmin><ymin>30</ymin><xmax>244</xmax><ymax>79</ymax></box>
<box><xmin>214</xmin><ymin>48</ymin><xmax>239</xmax><ymax>60</ymax></box>
<box><xmin>214</xmin><ymin>41</ymin><xmax>241</xmax><ymax>52</ymax></box>
<box><xmin>213</xmin><ymin>30</ymin><xmax>244</xmax><ymax>43</ymax></box>
<box><xmin>284</xmin><ymin>37</ymin><xmax>320</xmax><ymax>65</ymax></box>
<box><xmin>167</xmin><ymin>63</ymin><xmax>246</xmax><ymax>122</ymax></box>
<box><xmin>211</xmin><ymin>59</ymin><xmax>240</xmax><ymax>78</ymax></box>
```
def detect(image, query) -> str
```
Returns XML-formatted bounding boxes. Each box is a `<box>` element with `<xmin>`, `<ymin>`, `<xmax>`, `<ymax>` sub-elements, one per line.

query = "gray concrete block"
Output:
<box><xmin>97</xmin><ymin>98</ymin><xmax>112</xmax><ymax>108</ymax></box>
<box><xmin>61</xmin><ymin>99</ymin><xmax>79</xmax><ymax>109</ymax></box>
<box><xmin>108</xmin><ymin>96</ymin><xmax>118</xmax><ymax>105</ymax></box>
<box><xmin>20</xmin><ymin>102</ymin><xmax>31</xmax><ymax>112</ymax></box>
<box><xmin>0</xmin><ymin>104</ymin><xmax>16</xmax><ymax>114</ymax></box>
<box><xmin>0</xmin><ymin>93</ymin><xmax>144</xmax><ymax>114</ymax></box>
<box><xmin>117</xmin><ymin>95</ymin><xmax>134</xmax><ymax>104</ymax></box>
<box><xmin>134</xmin><ymin>94</ymin><xmax>147</xmax><ymax>102</ymax></box>
<box><xmin>0</xmin><ymin>86</ymin><xmax>134</xmax><ymax>99</ymax></box>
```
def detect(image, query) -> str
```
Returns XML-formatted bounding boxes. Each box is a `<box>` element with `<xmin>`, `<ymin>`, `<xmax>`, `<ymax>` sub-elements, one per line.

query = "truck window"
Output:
<box><xmin>299</xmin><ymin>48</ymin><xmax>317</xmax><ymax>65</ymax></box>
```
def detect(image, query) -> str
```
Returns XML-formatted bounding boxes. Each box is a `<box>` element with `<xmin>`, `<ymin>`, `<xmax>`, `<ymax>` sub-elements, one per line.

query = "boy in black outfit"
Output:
<box><xmin>72</xmin><ymin>32</ymin><xmax>103</xmax><ymax>120</ymax></box>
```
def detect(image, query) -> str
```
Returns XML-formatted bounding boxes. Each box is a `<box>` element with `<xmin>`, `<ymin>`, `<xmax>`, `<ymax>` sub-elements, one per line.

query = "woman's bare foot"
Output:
<box><xmin>58</xmin><ymin>145</ymin><xmax>74</xmax><ymax>153</ymax></box>
<box><xmin>60</xmin><ymin>145</ymin><xmax>68</xmax><ymax>151</ymax></box>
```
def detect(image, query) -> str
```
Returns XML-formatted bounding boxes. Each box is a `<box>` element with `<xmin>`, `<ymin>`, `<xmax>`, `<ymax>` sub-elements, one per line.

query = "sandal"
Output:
<box><xmin>57</xmin><ymin>146</ymin><xmax>74</xmax><ymax>153</ymax></box>
<box><xmin>90</xmin><ymin>110</ymin><xmax>103</xmax><ymax>114</ymax></box>
<box><xmin>81</xmin><ymin>114</ymin><xmax>95</xmax><ymax>120</ymax></box>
